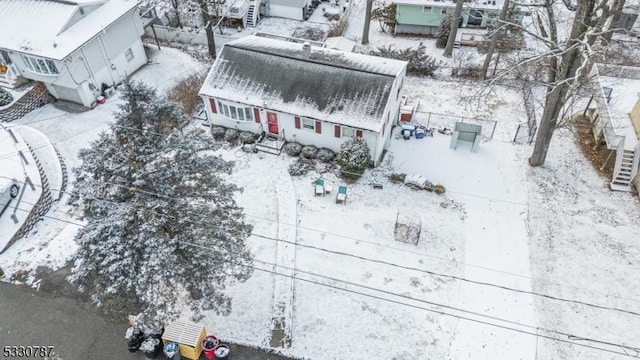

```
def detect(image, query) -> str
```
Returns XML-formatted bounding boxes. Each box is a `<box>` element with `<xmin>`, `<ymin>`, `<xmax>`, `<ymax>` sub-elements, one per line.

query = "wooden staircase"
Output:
<box><xmin>246</xmin><ymin>1</ymin><xmax>258</xmax><ymax>27</ymax></box>
<box><xmin>611</xmin><ymin>148</ymin><xmax>639</xmax><ymax>192</ymax></box>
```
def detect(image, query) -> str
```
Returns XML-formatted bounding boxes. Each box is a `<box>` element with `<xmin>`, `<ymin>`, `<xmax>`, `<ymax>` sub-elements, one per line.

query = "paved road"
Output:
<box><xmin>0</xmin><ymin>282</ymin><xmax>296</xmax><ymax>360</ymax></box>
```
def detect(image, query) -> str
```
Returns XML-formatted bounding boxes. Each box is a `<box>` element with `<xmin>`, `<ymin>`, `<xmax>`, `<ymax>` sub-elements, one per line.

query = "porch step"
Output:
<box><xmin>0</xmin><ymin>75</ymin><xmax>17</xmax><ymax>89</ymax></box>
<box><xmin>255</xmin><ymin>137</ymin><xmax>285</xmax><ymax>155</ymax></box>
<box><xmin>610</xmin><ymin>182</ymin><xmax>633</xmax><ymax>192</ymax></box>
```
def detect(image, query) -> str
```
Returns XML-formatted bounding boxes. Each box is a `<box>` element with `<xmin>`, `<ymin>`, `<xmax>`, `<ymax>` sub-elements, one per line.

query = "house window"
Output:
<box><xmin>342</xmin><ymin>126</ymin><xmax>355</xmax><ymax>138</ymax></box>
<box><xmin>302</xmin><ymin>118</ymin><xmax>315</xmax><ymax>130</ymax></box>
<box><xmin>216</xmin><ymin>100</ymin><xmax>253</xmax><ymax>122</ymax></box>
<box><xmin>125</xmin><ymin>48</ymin><xmax>134</xmax><ymax>62</ymax></box>
<box><xmin>21</xmin><ymin>55</ymin><xmax>58</xmax><ymax>75</ymax></box>
<box><xmin>423</xmin><ymin>6</ymin><xmax>432</xmax><ymax>12</ymax></box>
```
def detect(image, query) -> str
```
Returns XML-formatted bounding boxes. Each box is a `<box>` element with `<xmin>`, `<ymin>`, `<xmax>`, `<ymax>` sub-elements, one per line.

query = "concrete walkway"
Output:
<box><xmin>269</xmin><ymin>160</ymin><xmax>298</xmax><ymax>348</ymax></box>
<box><xmin>0</xmin><ymin>83</ymin><xmax>52</xmax><ymax>123</ymax></box>
<box><xmin>0</xmin><ymin>282</ymin><xmax>299</xmax><ymax>360</ymax></box>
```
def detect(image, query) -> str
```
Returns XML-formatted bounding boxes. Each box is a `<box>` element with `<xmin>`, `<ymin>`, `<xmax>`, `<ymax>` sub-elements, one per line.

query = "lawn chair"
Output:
<box><xmin>314</xmin><ymin>178</ymin><xmax>325</xmax><ymax>197</ymax></box>
<box><xmin>336</xmin><ymin>185</ymin><xmax>347</xmax><ymax>204</ymax></box>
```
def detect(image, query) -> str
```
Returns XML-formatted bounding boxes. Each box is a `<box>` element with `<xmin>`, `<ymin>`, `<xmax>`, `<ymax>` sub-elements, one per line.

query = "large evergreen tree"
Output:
<box><xmin>70</xmin><ymin>82</ymin><xmax>252</xmax><ymax>321</ymax></box>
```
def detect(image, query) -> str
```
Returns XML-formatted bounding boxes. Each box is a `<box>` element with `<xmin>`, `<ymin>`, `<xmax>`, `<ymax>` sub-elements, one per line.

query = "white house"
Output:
<box><xmin>264</xmin><ymin>0</ymin><xmax>312</xmax><ymax>21</ymax></box>
<box><xmin>198</xmin><ymin>35</ymin><xmax>407</xmax><ymax>166</ymax></box>
<box><xmin>584</xmin><ymin>64</ymin><xmax>640</xmax><ymax>192</ymax></box>
<box><xmin>0</xmin><ymin>0</ymin><xmax>148</xmax><ymax>107</ymax></box>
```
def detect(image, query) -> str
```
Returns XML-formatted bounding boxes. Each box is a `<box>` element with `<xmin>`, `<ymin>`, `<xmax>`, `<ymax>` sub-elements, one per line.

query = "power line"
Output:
<box><xmin>176</xmin><ymin>239</ymin><xmax>640</xmax><ymax>358</ymax></box>
<box><xmin>7</xmin><ymin>193</ymin><xmax>640</xmax><ymax>356</ymax></box>
<box><xmin>5</xmin><ymin>172</ymin><xmax>640</xmax><ymax>310</ymax></box>
<box><xmin>8</xmin><ymin>197</ymin><xmax>640</xmax><ymax>357</ymax></box>
<box><xmin>250</xmin><ymin>232</ymin><xmax>640</xmax><ymax>317</ymax></box>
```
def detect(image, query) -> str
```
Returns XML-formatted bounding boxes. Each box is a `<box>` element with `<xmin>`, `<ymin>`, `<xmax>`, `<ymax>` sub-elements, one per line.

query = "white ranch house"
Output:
<box><xmin>198</xmin><ymin>36</ymin><xmax>407</xmax><ymax>166</ymax></box>
<box><xmin>0</xmin><ymin>0</ymin><xmax>147</xmax><ymax>107</ymax></box>
<box><xmin>584</xmin><ymin>64</ymin><xmax>640</xmax><ymax>192</ymax></box>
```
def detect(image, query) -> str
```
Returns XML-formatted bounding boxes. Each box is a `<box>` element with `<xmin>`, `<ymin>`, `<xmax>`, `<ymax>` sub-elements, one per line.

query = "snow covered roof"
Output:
<box><xmin>589</xmin><ymin>64</ymin><xmax>640</xmax><ymax>150</ymax></box>
<box><xmin>199</xmin><ymin>35</ymin><xmax>407</xmax><ymax>132</ymax></box>
<box><xmin>394</xmin><ymin>0</ymin><xmax>504</xmax><ymax>9</ymax></box>
<box><xmin>324</xmin><ymin>36</ymin><xmax>357</xmax><ymax>52</ymax></box>
<box><xmin>0</xmin><ymin>0</ymin><xmax>139</xmax><ymax>60</ymax></box>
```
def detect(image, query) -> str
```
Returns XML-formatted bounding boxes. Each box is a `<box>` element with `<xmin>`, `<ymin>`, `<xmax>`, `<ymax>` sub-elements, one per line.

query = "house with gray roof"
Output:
<box><xmin>0</xmin><ymin>0</ymin><xmax>147</xmax><ymax>107</ymax></box>
<box><xmin>198</xmin><ymin>35</ymin><xmax>407</xmax><ymax>166</ymax></box>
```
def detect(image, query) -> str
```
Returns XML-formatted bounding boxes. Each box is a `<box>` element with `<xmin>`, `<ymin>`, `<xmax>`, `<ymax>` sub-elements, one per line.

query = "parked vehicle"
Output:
<box><xmin>0</xmin><ymin>177</ymin><xmax>20</xmax><ymax>217</ymax></box>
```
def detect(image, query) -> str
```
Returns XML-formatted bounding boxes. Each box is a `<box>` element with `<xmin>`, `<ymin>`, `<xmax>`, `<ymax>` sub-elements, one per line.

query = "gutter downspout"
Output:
<box><xmin>97</xmin><ymin>33</ymin><xmax>117</xmax><ymax>85</ymax></box>
<box><xmin>80</xmin><ymin>48</ymin><xmax>99</xmax><ymax>93</ymax></box>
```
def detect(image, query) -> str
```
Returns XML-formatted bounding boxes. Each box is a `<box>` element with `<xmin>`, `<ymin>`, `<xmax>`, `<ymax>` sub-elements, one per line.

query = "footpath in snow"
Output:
<box><xmin>270</xmin><ymin>160</ymin><xmax>298</xmax><ymax>348</ymax></box>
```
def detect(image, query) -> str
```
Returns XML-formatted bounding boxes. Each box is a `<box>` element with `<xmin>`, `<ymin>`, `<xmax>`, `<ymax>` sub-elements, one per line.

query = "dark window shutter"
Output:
<box><xmin>209</xmin><ymin>98</ymin><xmax>217</xmax><ymax>114</ymax></box>
<box><xmin>254</xmin><ymin>108</ymin><xmax>261</xmax><ymax>123</ymax></box>
<box><xmin>295</xmin><ymin>116</ymin><xmax>301</xmax><ymax>129</ymax></box>
<box><xmin>334</xmin><ymin>125</ymin><xmax>341</xmax><ymax>138</ymax></box>
<box><xmin>315</xmin><ymin>121</ymin><xmax>321</xmax><ymax>134</ymax></box>
<box><xmin>356</xmin><ymin>129</ymin><xmax>363</xmax><ymax>137</ymax></box>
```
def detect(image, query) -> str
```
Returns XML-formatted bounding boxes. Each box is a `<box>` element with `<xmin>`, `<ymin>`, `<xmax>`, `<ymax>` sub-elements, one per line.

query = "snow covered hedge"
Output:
<box><xmin>301</xmin><ymin>145</ymin><xmax>319</xmax><ymax>159</ymax></box>
<box><xmin>317</xmin><ymin>148</ymin><xmax>336</xmax><ymax>163</ymax></box>
<box><xmin>239</xmin><ymin>131</ymin><xmax>256</xmax><ymax>144</ymax></box>
<box><xmin>211</xmin><ymin>126</ymin><xmax>226</xmax><ymax>140</ymax></box>
<box><xmin>284</xmin><ymin>142</ymin><xmax>302</xmax><ymax>157</ymax></box>
<box><xmin>288</xmin><ymin>158</ymin><xmax>315</xmax><ymax>176</ymax></box>
<box><xmin>337</xmin><ymin>137</ymin><xmax>371</xmax><ymax>180</ymax></box>
<box><xmin>224</xmin><ymin>128</ymin><xmax>239</xmax><ymax>143</ymax></box>
<box><xmin>0</xmin><ymin>87</ymin><xmax>13</xmax><ymax>107</ymax></box>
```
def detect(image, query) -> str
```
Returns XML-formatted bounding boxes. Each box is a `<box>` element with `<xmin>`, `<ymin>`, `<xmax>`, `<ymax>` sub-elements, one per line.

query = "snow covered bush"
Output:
<box><xmin>284</xmin><ymin>142</ymin><xmax>302</xmax><ymax>157</ymax></box>
<box><xmin>301</xmin><ymin>145</ymin><xmax>318</xmax><ymax>159</ymax></box>
<box><xmin>315</xmin><ymin>161</ymin><xmax>335</xmax><ymax>174</ymax></box>
<box><xmin>211</xmin><ymin>126</ymin><xmax>226</xmax><ymax>140</ymax></box>
<box><xmin>224</xmin><ymin>128</ymin><xmax>239</xmax><ymax>143</ymax></box>
<box><xmin>239</xmin><ymin>131</ymin><xmax>256</xmax><ymax>144</ymax></box>
<box><xmin>288</xmin><ymin>158</ymin><xmax>314</xmax><ymax>176</ymax></box>
<box><xmin>0</xmin><ymin>87</ymin><xmax>13</xmax><ymax>107</ymax></box>
<box><xmin>317</xmin><ymin>148</ymin><xmax>336</xmax><ymax>163</ymax></box>
<box><xmin>337</xmin><ymin>137</ymin><xmax>371</xmax><ymax>180</ymax></box>
<box><xmin>369</xmin><ymin>45</ymin><xmax>444</xmax><ymax>77</ymax></box>
<box><xmin>69</xmin><ymin>82</ymin><xmax>253</xmax><ymax>321</ymax></box>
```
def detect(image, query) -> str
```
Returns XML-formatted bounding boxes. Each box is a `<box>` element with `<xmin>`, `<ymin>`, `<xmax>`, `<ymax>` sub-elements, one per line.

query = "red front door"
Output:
<box><xmin>267</xmin><ymin>111</ymin><xmax>279</xmax><ymax>135</ymax></box>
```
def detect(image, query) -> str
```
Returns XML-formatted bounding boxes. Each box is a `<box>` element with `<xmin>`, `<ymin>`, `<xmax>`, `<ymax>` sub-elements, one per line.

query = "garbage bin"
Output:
<box><xmin>126</xmin><ymin>327</ymin><xmax>145</xmax><ymax>353</ymax></box>
<box><xmin>163</xmin><ymin>341</ymin><xmax>181</xmax><ymax>360</ymax></box>
<box><xmin>140</xmin><ymin>336</ymin><xmax>163</xmax><ymax>359</ymax></box>
<box><xmin>202</xmin><ymin>335</ymin><xmax>219</xmax><ymax>360</ymax></box>
<box><xmin>214</xmin><ymin>344</ymin><xmax>230</xmax><ymax>359</ymax></box>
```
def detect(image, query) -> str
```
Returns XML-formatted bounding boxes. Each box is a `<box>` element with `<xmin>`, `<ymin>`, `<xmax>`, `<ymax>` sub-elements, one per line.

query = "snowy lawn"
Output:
<box><xmin>0</xmin><ymin>39</ymin><xmax>639</xmax><ymax>360</ymax></box>
<box><xmin>0</xmin><ymin>44</ymin><xmax>204</xmax><ymax>281</ymax></box>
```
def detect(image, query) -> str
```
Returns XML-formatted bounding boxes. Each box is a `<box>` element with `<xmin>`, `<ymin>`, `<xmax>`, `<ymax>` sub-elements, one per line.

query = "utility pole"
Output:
<box><xmin>481</xmin><ymin>0</ymin><xmax>510</xmax><ymax>79</ymax></box>
<box><xmin>362</xmin><ymin>0</ymin><xmax>373</xmax><ymax>45</ymax></box>
<box><xmin>443</xmin><ymin>0</ymin><xmax>464</xmax><ymax>57</ymax></box>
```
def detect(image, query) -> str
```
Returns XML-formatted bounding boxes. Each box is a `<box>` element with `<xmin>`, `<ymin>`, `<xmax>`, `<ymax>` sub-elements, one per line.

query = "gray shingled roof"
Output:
<box><xmin>199</xmin><ymin>36</ymin><xmax>407</xmax><ymax>132</ymax></box>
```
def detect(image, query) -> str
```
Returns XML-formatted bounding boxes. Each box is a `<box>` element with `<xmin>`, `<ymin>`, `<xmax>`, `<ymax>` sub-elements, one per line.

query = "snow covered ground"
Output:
<box><xmin>1</xmin><ymin>15</ymin><xmax>639</xmax><ymax>360</ymax></box>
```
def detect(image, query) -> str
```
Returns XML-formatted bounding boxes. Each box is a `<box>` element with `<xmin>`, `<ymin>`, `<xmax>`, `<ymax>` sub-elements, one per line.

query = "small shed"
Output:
<box><xmin>450</xmin><ymin>122</ymin><xmax>482</xmax><ymax>152</ymax></box>
<box><xmin>162</xmin><ymin>321</ymin><xmax>207</xmax><ymax>360</ymax></box>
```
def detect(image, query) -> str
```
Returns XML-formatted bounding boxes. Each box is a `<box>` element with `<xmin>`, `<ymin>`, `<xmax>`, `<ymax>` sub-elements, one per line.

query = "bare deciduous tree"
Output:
<box><xmin>443</xmin><ymin>0</ymin><xmax>464</xmax><ymax>57</ymax></box>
